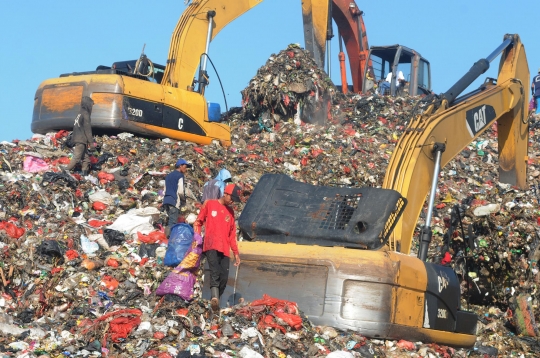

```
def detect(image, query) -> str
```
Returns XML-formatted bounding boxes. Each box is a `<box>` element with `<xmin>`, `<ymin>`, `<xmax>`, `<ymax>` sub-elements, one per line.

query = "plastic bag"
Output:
<box><xmin>274</xmin><ymin>312</ymin><xmax>303</xmax><ymax>330</ymax></box>
<box><xmin>88</xmin><ymin>190</ymin><xmax>114</xmax><ymax>205</ymax></box>
<box><xmin>137</xmin><ymin>231</ymin><xmax>167</xmax><ymax>244</ymax></box>
<box><xmin>163</xmin><ymin>224</ymin><xmax>194</xmax><ymax>267</ymax></box>
<box><xmin>23</xmin><ymin>156</ymin><xmax>50</xmax><ymax>173</ymax></box>
<box><xmin>155</xmin><ymin>270</ymin><xmax>196</xmax><ymax>300</ymax></box>
<box><xmin>0</xmin><ymin>221</ymin><xmax>25</xmax><ymax>239</ymax></box>
<box><xmin>156</xmin><ymin>233</ymin><xmax>203</xmax><ymax>300</ymax></box>
<box><xmin>103</xmin><ymin>229</ymin><xmax>125</xmax><ymax>246</ymax></box>
<box><xmin>92</xmin><ymin>202</ymin><xmax>107</xmax><ymax>211</ymax></box>
<box><xmin>80</xmin><ymin>235</ymin><xmax>99</xmax><ymax>255</ymax></box>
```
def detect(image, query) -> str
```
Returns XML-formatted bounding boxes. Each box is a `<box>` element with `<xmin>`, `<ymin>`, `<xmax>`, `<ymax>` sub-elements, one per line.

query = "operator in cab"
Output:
<box><xmin>379</xmin><ymin>71</ymin><xmax>405</xmax><ymax>95</ymax></box>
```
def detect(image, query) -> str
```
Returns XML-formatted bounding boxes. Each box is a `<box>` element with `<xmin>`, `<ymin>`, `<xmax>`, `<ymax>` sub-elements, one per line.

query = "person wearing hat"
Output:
<box><xmin>162</xmin><ymin>158</ymin><xmax>192</xmax><ymax>236</ymax></box>
<box><xmin>531</xmin><ymin>68</ymin><xmax>540</xmax><ymax>114</ymax></box>
<box><xmin>194</xmin><ymin>183</ymin><xmax>242</xmax><ymax>312</ymax></box>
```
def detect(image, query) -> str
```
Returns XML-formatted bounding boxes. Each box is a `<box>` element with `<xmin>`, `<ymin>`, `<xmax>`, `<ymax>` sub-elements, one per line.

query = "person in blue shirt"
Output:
<box><xmin>163</xmin><ymin>158</ymin><xmax>192</xmax><ymax>236</ymax></box>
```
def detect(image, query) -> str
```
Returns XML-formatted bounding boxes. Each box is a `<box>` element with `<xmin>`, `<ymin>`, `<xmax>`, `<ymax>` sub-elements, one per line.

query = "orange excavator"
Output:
<box><xmin>303</xmin><ymin>0</ymin><xmax>431</xmax><ymax>96</ymax></box>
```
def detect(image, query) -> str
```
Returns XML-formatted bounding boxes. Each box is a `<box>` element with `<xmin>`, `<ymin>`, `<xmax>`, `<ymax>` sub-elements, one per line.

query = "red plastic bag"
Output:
<box><xmin>106</xmin><ymin>258</ymin><xmax>119</xmax><ymax>267</ymax></box>
<box><xmin>0</xmin><ymin>221</ymin><xmax>25</xmax><ymax>239</ymax></box>
<box><xmin>55</xmin><ymin>130</ymin><xmax>70</xmax><ymax>139</ymax></box>
<box><xmin>88</xmin><ymin>219</ymin><xmax>112</xmax><ymax>227</ymax></box>
<box><xmin>65</xmin><ymin>250</ymin><xmax>79</xmax><ymax>261</ymax></box>
<box><xmin>97</xmin><ymin>172</ymin><xmax>115</xmax><ymax>182</ymax></box>
<box><xmin>397</xmin><ymin>339</ymin><xmax>416</xmax><ymax>350</ymax></box>
<box><xmin>108</xmin><ymin>315</ymin><xmax>141</xmax><ymax>342</ymax></box>
<box><xmin>117</xmin><ymin>156</ymin><xmax>129</xmax><ymax>165</ymax></box>
<box><xmin>258</xmin><ymin>314</ymin><xmax>286</xmax><ymax>334</ymax></box>
<box><xmin>92</xmin><ymin>202</ymin><xmax>107</xmax><ymax>211</ymax></box>
<box><xmin>101</xmin><ymin>275</ymin><xmax>119</xmax><ymax>291</ymax></box>
<box><xmin>274</xmin><ymin>312</ymin><xmax>303</xmax><ymax>330</ymax></box>
<box><xmin>137</xmin><ymin>231</ymin><xmax>168</xmax><ymax>244</ymax></box>
<box><xmin>251</xmin><ymin>294</ymin><xmax>298</xmax><ymax>314</ymax></box>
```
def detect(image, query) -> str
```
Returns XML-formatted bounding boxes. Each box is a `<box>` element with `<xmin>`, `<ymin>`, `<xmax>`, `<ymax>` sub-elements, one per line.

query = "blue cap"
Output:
<box><xmin>175</xmin><ymin>158</ymin><xmax>192</xmax><ymax>168</ymax></box>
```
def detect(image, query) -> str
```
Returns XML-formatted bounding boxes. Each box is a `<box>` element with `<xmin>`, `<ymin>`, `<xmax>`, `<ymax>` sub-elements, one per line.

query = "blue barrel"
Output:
<box><xmin>207</xmin><ymin>102</ymin><xmax>221</xmax><ymax>122</ymax></box>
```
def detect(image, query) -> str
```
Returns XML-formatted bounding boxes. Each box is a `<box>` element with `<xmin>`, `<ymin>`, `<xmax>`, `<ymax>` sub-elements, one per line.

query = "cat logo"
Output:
<box><xmin>465</xmin><ymin>104</ymin><xmax>496</xmax><ymax>137</ymax></box>
<box><xmin>438</xmin><ymin>272</ymin><xmax>449</xmax><ymax>293</ymax></box>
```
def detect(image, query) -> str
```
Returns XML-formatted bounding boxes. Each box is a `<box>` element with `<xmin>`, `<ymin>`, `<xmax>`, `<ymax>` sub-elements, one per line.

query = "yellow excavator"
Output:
<box><xmin>30</xmin><ymin>0</ymin><xmax>334</xmax><ymax>146</ymax></box>
<box><xmin>31</xmin><ymin>0</ymin><xmax>430</xmax><ymax>145</ymax></box>
<box><xmin>217</xmin><ymin>34</ymin><xmax>529</xmax><ymax>347</ymax></box>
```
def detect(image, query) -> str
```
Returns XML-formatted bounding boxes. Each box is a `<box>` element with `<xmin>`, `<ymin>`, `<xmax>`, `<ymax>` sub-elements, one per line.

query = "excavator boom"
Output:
<box><xmin>162</xmin><ymin>0</ymin><xmax>262</xmax><ymax>90</ymax></box>
<box><xmin>384</xmin><ymin>34</ymin><xmax>529</xmax><ymax>254</ymax></box>
<box><xmin>303</xmin><ymin>0</ymin><xmax>369</xmax><ymax>93</ymax></box>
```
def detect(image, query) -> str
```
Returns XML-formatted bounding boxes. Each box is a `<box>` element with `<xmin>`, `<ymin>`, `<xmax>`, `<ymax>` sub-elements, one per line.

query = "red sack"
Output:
<box><xmin>92</xmin><ymin>202</ymin><xmax>107</xmax><ymax>211</ymax></box>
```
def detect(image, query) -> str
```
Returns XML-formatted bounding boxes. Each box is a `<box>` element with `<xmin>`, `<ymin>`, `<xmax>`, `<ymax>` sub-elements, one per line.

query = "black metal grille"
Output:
<box><xmin>318</xmin><ymin>194</ymin><xmax>362</xmax><ymax>230</ymax></box>
<box><xmin>379</xmin><ymin>197</ymin><xmax>407</xmax><ymax>244</ymax></box>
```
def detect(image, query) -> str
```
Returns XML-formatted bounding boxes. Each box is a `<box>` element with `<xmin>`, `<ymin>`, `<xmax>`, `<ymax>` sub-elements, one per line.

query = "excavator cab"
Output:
<box><xmin>363</xmin><ymin>45</ymin><xmax>431</xmax><ymax>96</ymax></box>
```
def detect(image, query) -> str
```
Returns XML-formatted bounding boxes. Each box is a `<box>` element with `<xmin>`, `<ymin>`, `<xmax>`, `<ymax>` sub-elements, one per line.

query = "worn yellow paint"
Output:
<box><xmin>92</xmin><ymin>93</ymin><xmax>121</xmax><ymax>107</ymax></box>
<box><xmin>42</xmin><ymin>86</ymin><xmax>83</xmax><ymax>112</ymax></box>
<box><xmin>301</xmin><ymin>0</ymin><xmax>329</xmax><ymax>55</ymax></box>
<box><xmin>417</xmin><ymin>328</ymin><xmax>477</xmax><ymax>347</ymax></box>
<box><xmin>392</xmin><ymin>287</ymin><xmax>424</xmax><ymax>327</ymax></box>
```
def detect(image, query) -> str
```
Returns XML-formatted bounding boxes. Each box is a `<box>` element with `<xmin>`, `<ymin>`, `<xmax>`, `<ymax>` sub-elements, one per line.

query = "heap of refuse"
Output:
<box><xmin>0</xmin><ymin>46</ymin><xmax>540</xmax><ymax>356</ymax></box>
<box><xmin>236</xmin><ymin>43</ymin><xmax>336</xmax><ymax>127</ymax></box>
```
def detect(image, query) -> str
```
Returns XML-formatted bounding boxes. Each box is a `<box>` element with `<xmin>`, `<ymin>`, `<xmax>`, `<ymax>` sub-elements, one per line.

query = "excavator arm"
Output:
<box><xmin>383</xmin><ymin>34</ymin><xmax>529</xmax><ymax>254</ymax></box>
<box><xmin>162</xmin><ymin>0</ymin><xmax>263</xmax><ymax>90</ymax></box>
<box><xmin>165</xmin><ymin>0</ymin><xmax>334</xmax><ymax>91</ymax></box>
<box><xmin>303</xmin><ymin>0</ymin><xmax>369</xmax><ymax>93</ymax></box>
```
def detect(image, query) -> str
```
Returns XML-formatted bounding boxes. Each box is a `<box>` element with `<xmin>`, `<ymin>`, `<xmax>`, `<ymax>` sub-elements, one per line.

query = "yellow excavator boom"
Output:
<box><xmin>162</xmin><ymin>0</ymin><xmax>263</xmax><ymax>90</ymax></box>
<box><xmin>384</xmin><ymin>34</ymin><xmax>529</xmax><ymax>254</ymax></box>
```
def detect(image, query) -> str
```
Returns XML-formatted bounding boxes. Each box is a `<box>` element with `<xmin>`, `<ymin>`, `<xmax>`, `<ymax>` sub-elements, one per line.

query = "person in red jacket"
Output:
<box><xmin>194</xmin><ymin>183</ymin><xmax>241</xmax><ymax>311</ymax></box>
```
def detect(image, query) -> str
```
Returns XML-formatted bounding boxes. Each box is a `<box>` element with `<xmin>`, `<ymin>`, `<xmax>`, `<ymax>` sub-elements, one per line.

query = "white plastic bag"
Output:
<box><xmin>88</xmin><ymin>190</ymin><xmax>114</xmax><ymax>205</ymax></box>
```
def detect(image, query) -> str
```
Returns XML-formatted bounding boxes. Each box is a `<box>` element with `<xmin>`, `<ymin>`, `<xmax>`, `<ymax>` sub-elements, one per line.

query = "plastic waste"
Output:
<box><xmin>163</xmin><ymin>223</ymin><xmax>194</xmax><ymax>267</ymax></box>
<box><xmin>238</xmin><ymin>346</ymin><xmax>264</xmax><ymax>358</ymax></box>
<box><xmin>473</xmin><ymin>203</ymin><xmax>500</xmax><ymax>216</ymax></box>
<box><xmin>80</xmin><ymin>235</ymin><xmax>99</xmax><ymax>255</ymax></box>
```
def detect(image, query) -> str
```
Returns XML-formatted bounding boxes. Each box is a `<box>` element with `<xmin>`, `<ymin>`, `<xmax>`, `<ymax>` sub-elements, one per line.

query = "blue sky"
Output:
<box><xmin>0</xmin><ymin>0</ymin><xmax>537</xmax><ymax>142</ymax></box>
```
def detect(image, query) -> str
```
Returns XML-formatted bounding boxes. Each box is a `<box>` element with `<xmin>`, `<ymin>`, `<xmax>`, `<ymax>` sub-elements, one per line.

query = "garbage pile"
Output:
<box><xmin>238</xmin><ymin>44</ymin><xmax>336</xmax><ymax>127</ymax></box>
<box><xmin>0</xmin><ymin>48</ymin><xmax>539</xmax><ymax>356</ymax></box>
